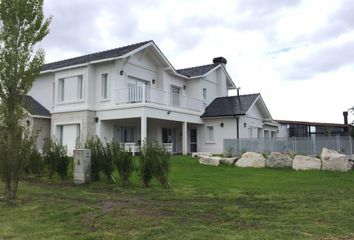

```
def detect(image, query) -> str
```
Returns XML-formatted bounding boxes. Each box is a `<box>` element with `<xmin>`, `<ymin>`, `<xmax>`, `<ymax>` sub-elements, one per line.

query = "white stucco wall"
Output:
<box><xmin>29</xmin><ymin>73</ymin><xmax>54</xmax><ymax>111</ymax></box>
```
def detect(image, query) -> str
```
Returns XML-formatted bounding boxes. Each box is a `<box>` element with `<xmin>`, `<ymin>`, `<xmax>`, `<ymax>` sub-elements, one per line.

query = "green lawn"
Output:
<box><xmin>1</xmin><ymin>156</ymin><xmax>354</xmax><ymax>240</ymax></box>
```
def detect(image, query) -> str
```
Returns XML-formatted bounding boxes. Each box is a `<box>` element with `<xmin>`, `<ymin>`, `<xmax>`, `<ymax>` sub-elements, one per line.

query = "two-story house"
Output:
<box><xmin>28</xmin><ymin>40</ymin><xmax>278</xmax><ymax>155</ymax></box>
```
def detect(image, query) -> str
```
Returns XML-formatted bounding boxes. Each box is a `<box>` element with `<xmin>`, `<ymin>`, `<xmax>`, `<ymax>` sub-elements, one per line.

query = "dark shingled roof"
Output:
<box><xmin>42</xmin><ymin>40</ymin><xmax>152</xmax><ymax>71</ymax></box>
<box><xmin>24</xmin><ymin>95</ymin><xmax>51</xmax><ymax>117</ymax></box>
<box><xmin>201</xmin><ymin>93</ymin><xmax>260</xmax><ymax>118</ymax></box>
<box><xmin>176</xmin><ymin>63</ymin><xmax>219</xmax><ymax>77</ymax></box>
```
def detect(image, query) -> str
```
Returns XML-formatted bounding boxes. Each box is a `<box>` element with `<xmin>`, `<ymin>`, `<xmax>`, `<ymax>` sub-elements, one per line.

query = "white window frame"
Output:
<box><xmin>100</xmin><ymin>73</ymin><xmax>110</xmax><ymax>101</ymax></box>
<box><xmin>205</xmin><ymin>126</ymin><xmax>215</xmax><ymax>143</ymax></box>
<box><xmin>57</xmin><ymin>75</ymin><xmax>84</xmax><ymax>104</ymax></box>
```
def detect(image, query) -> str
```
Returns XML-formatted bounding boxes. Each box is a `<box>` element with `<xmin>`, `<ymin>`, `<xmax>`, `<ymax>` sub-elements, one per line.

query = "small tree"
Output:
<box><xmin>0</xmin><ymin>0</ymin><xmax>51</xmax><ymax>199</ymax></box>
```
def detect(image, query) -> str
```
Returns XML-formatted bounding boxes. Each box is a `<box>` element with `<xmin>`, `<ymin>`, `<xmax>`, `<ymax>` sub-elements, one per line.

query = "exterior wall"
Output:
<box><xmin>33</xmin><ymin>118</ymin><xmax>51</xmax><ymax>151</ymax></box>
<box><xmin>28</xmin><ymin>73</ymin><xmax>54</xmax><ymax>111</ymax></box>
<box><xmin>197</xmin><ymin>117</ymin><xmax>237</xmax><ymax>154</ymax></box>
<box><xmin>51</xmin><ymin>110</ymin><xmax>96</xmax><ymax>143</ymax></box>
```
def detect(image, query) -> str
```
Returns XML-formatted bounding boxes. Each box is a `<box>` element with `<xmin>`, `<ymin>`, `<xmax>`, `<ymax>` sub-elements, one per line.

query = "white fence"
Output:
<box><xmin>224</xmin><ymin>136</ymin><xmax>353</xmax><ymax>156</ymax></box>
<box><xmin>116</xmin><ymin>86</ymin><xmax>203</xmax><ymax>112</ymax></box>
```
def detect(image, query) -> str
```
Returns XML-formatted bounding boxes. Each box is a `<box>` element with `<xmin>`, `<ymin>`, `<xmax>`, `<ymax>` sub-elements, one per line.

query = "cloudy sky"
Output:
<box><xmin>42</xmin><ymin>0</ymin><xmax>354</xmax><ymax>124</ymax></box>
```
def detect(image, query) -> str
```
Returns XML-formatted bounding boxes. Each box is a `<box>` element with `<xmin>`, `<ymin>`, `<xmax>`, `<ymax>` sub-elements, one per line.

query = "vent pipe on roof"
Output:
<box><xmin>343</xmin><ymin>111</ymin><xmax>348</xmax><ymax>125</ymax></box>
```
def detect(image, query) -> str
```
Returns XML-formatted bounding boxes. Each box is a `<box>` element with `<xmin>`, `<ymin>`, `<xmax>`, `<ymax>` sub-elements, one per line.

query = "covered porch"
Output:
<box><xmin>97</xmin><ymin>117</ymin><xmax>200</xmax><ymax>154</ymax></box>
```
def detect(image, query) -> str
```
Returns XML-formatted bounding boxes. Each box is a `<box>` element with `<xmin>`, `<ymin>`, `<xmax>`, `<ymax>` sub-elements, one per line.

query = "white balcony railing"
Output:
<box><xmin>116</xmin><ymin>86</ymin><xmax>203</xmax><ymax>112</ymax></box>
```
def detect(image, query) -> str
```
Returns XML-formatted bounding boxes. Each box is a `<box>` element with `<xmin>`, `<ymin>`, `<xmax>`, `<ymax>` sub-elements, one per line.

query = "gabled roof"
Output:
<box><xmin>42</xmin><ymin>40</ymin><xmax>152</xmax><ymax>71</ymax></box>
<box><xmin>24</xmin><ymin>95</ymin><xmax>51</xmax><ymax>117</ymax></box>
<box><xmin>176</xmin><ymin>64</ymin><xmax>219</xmax><ymax>77</ymax></box>
<box><xmin>201</xmin><ymin>94</ymin><xmax>260</xmax><ymax>118</ymax></box>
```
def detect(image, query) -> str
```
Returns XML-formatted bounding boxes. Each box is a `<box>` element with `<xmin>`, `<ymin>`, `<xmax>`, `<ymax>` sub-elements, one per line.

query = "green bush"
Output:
<box><xmin>85</xmin><ymin>137</ymin><xmax>114</xmax><ymax>181</ymax></box>
<box><xmin>152</xmin><ymin>143</ymin><xmax>171</xmax><ymax>188</ymax></box>
<box><xmin>112</xmin><ymin>142</ymin><xmax>134</xmax><ymax>186</ymax></box>
<box><xmin>43</xmin><ymin>139</ymin><xmax>70</xmax><ymax>179</ymax></box>
<box><xmin>25</xmin><ymin>147</ymin><xmax>44</xmax><ymax>176</ymax></box>
<box><xmin>138</xmin><ymin>141</ymin><xmax>171</xmax><ymax>188</ymax></box>
<box><xmin>138</xmin><ymin>142</ymin><xmax>155</xmax><ymax>187</ymax></box>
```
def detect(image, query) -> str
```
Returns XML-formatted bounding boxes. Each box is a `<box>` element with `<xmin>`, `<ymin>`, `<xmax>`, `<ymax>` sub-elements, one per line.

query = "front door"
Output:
<box><xmin>190</xmin><ymin>129</ymin><xmax>197</xmax><ymax>152</ymax></box>
<box><xmin>162</xmin><ymin>128</ymin><xmax>177</xmax><ymax>153</ymax></box>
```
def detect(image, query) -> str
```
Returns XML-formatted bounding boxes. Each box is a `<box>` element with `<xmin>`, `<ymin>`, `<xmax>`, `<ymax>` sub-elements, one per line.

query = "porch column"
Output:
<box><xmin>182</xmin><ymin>121</ymin><xmax>188</xmax><ymax>155</ymax></box>
<box><xmin>141</xmin><ymin>116</ymin><xmax>147</xmax><ymax>144</ymax></box>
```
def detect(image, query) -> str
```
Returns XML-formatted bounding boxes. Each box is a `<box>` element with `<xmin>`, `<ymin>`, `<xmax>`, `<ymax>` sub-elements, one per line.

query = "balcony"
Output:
<box><xmin>116</xmin><ymin>86</ymin><xmax>203</xmax><ymax>112</ymax></box>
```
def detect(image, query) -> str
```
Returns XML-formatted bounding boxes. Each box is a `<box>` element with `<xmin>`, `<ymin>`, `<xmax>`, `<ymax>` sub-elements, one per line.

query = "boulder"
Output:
<box><xmin>266</xmin><ymin>152</ymin><xmax>293</xmax><ymax>168</ymax></box>
<box><xmin>220</xmin><ymin>157</ymin><xmax>238</xmax><ymax>165</ymax></box>
<box><xmin>321</xmin><ymin>148</ymin><xmax>352</xmax><ymax>172</ymax></box>
<box><xmin>235</xmin><ymin>152</ymin><xmax>265</xmax><ymax>168</ymax></box>
<box><xmin>292</xmin><ymin>155</ymin><xmax>321</xmax><ymax>170</ymax></box>
<box><xmin>199</xmin><ymin>156</ymin><xmax>220</xmax><ymax>166</ymax></box>
<box><xmin>192</xmin><ymin>152</ymin><xmax>212</xmax><ymax>158</ymax></box>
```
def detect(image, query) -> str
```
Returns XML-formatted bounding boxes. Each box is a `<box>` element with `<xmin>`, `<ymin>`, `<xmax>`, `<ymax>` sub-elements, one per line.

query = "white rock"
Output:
<box><xmin>266</xmin><ymin>152</ymin><xmax>293</xmax><ymax>168</ymax></box>
<box><xmin>292</xmin><ymin>155</ymin><xmax>322</xmax><ymax>170</ymax></box>
<box><xmin>235</xmin><ymin>152</ymin><xmax>265</xmax><ymax>168</ymax></box>
<box><xmin>220</xmin><ymin>157</ymin><xmax>238</xmax><ymax>165</ymax></box>
<box><xmin>321</xmin><ymin>148</ymin><xmax>352</xmax><ymax>172</ymax></box>
<box><xmin>192</xmin><ymin>152</ymin><xmax>212</xmax><ymax>158</ymax></box>
<box><xmin>199</xmin><ymin>156</ymin><xmax>220</xmax><ymax>166</ymax></box>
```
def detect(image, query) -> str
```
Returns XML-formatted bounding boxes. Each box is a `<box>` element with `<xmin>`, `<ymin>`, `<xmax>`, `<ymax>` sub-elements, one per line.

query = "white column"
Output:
<box><xmin>182</xmin><ymin>121</ymin><xmax>188</xmax><ymax>155</ymax></box>
<box><xmin>141</xmin><ymin>116</ymin><xmax>147</xmax><ymax>144</ymax></box>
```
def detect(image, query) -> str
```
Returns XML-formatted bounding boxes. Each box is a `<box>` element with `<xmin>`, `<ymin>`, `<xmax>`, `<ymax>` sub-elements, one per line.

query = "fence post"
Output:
<box><xmin>313</xmin><ymin>136</ymin><xmax>316</xmax><ymax>156</ymax></box>
<box><xmin>349</xmin><ymin>136</ymin><xmax>353</xmax><ymax>156</ymax></box>
<box><xmin>336</xmin><ymin>135</ymin><xmax>340</xmax><ymax>151</ymax></box>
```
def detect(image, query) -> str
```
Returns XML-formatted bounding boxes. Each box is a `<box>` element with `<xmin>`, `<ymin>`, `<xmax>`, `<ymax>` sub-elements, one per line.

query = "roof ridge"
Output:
<box><xmin>43</xmin><ymin>40</ymin><xmax>153</xmax><ymax>67</ymax></box>
<box><xmin>176</xmin><ymin>63</ymin><xmax>218</xmax><ymax>71</ymax></box>
<box><xmin>216</xmin><ymin>93</ymin><xmax>261</xmax><ymax>99</ymax></box>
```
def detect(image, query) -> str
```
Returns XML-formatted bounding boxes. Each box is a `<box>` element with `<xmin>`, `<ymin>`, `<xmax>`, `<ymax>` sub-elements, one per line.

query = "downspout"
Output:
<box><xmin>235</xmin><ymin>115</ymin><xmax>239</xmax><ymax>139</ymax></box>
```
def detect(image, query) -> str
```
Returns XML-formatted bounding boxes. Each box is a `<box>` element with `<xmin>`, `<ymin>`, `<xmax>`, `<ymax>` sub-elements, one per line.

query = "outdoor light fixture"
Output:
<box><xmin>26</xmin><ymin>120</ymin><xmax>30</xmax><ymax>127</ymax></box>
<box><xmin>220</xmin><ymin>122</ymin><xmax>224</xmax><ymax>128</ymax></box>
<box><xmin>94</xmin><ymin>117</ymin><xmax>99</xmax><ymax>123</ymax></box>
<box><xmin>183</xmin><ymin>85</ymin><xmax>186</xmax><ymax>90</ymax></box>
<box><xmin>167</xmin><ymin>111</ymin><xmax>171</xmax><ymax>115</ymax></box>
<box><xmin>152</xmin><ymin>79</ymin><xmax>155</xmax><ymax>84</ymax></box>
<box><xmin>120</xmin><ymin>70</ymin><xmax>124</xmax><ymax>76</ymax></box>
<box><xmin>244</xmin><ymin>123</ymin><xmax>247</xmax><ymax>128</ymax></box>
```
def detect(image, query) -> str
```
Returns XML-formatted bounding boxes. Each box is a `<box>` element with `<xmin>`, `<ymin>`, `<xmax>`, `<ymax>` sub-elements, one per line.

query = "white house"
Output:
<box><xmin>28</xmin><ymin>40</ymin><xmax>278</xmax><ymax>155</ymax></box>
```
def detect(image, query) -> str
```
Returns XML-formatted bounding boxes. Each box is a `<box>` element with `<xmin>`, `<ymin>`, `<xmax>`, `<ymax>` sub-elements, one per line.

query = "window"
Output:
<box><xmin>203</xmin><ymin>88</ymin><xmax>207</xmax><ymax>102</ymax></box>
<box><xmin>170</xmin><ymin>85</ymin><xmax>181</xmax><ymax>106</ymax></box>
<box><xmin>114</xmin><ymin>126</ymin><xmax>135</xmax><ymax>143</ymax></box>
<box><xmin>101</xmin><ymin>73</ymin><xmax>109</xmax><ymax>99</ymax></box>
<box><xmin>57</xmin><ymin>125</ymin><xmax>63</xmax><ymax>144</ymax></box>
<box><xmin>78</xmin><ymin>75</ymin><xmax>83</xmax><ymax>100</ymax></box>
<box><xmin>58</xmin><ymin>75</ymin><xmax>83</xmax><ymax>103</ymax></box>
<box><xmin>206</xmin><ymin>126</ymin><xmax>214</xmax><ymax>142</ymax></box>
<box><xmin>58</xmin><ymin>78</ymin><xmax>64</xmax><ymax>102</ymax></box>
<box><xmin>257</xmin><ymin>128</ymin><xmax>262</xmax><ymax>139</ymax></box>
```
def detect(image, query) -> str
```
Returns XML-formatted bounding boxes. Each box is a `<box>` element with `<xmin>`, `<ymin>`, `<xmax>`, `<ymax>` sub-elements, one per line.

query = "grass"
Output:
<box><xmin>1</xmin><ymin>155</ymin><xmax>354</xmax><ymax>240</ymax></box>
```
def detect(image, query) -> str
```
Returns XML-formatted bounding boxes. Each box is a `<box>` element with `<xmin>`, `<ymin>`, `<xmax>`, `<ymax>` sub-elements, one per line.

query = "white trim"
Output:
<box><xmin>30</xmin><ymin>115</ymin><xmax>51</xmax><ymax>119</ymax></box>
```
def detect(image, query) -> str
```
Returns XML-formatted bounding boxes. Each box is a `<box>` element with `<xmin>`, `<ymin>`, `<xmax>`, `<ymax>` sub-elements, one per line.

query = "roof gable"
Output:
<box><xmin>24</xmin><ymin>95</ymin><xmax>51</xmax><ymax>117</ymax></box>
<box><xmin>42</xmin><ymin>40</ymin><xmax>152</xmax><ymax>72</ymax></box>
<box><xmin>201</xmin><ymin>94</ymin><xmax>260</xmax><ymax>118</ymax></box>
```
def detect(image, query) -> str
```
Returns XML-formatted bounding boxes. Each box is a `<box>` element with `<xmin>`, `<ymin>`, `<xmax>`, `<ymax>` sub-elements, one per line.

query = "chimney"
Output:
<box><xmin>343</xmin><ymin>111</ymin><xmax>348</xmax><ymax>125</ymax></box>
<box><xmin>213</xmin><ymin>57</ymin><xmax>227</xmax><ymax>65</ymax></box>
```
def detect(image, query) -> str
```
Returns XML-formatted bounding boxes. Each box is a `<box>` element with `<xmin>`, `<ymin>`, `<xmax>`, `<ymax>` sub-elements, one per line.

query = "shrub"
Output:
<box><xmin>152</xmin><ymin>143</ymin><xmax>171</xmax><ymax>188</ymax></box>
<box><xmin>112</xmin><ymin>142</ymin><xmax>134</xmax><ymax>186</ymax></box>
<box><xmin>85</xmin><ymin>137</ymin><xmax>114</xmax><ymax>181</ymax></box>
<box><xmin>25</xmin><ymin>147</ymin><xmax>44</xmax><ymax>176</ymax></box>
<box><xmin>137</xmin><ymin>142</ymin><xmax>154</xmax><ymax>187</ymax></box>
<box><xmin>43</xmin><ymin>139</ymin><xmax>70</xmax><ymax>179</ymax></box>
<box><xmin>138</xmin><ymin>141</ymin><xmax>171</xmax><ymax>188</ymax></box>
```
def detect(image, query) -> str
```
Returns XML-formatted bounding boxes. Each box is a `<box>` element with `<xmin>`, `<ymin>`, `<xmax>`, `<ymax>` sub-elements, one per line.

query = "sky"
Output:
<box><xmin>41</xmin><ymin>0</ymin><xmax>354</xmax><ymax>124</ymax></box>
